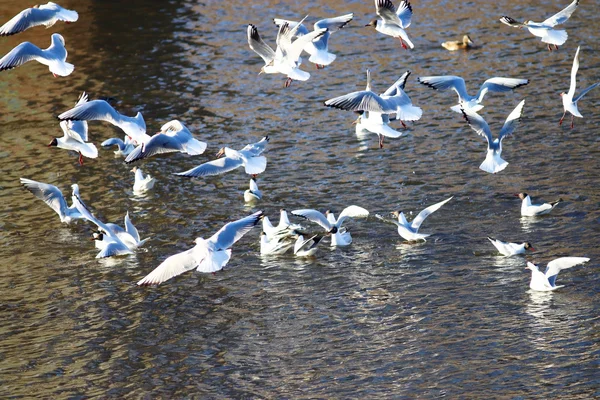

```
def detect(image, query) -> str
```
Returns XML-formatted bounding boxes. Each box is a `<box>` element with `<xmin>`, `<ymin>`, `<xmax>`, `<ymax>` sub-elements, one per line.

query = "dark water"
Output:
<box><xmin>1</xmin><ymin>0</ymin><xmax>599</xmax><ymax>397</ymax></box>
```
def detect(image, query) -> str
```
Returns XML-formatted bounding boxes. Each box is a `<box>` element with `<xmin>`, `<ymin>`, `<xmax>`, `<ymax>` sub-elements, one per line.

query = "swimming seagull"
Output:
<box><xmin>376</xmin><ymin>196</ymin><xmax>453</xmax><ymax>241</ymax></box>
<box><xmin>487</xmin><ymin>237</ymin><xmax>534</xmax><ymax>256</ymax></box>
<box><xmin>131</xmin><ymin>167</ymin><xmax>156</xmax><ymax>194</ymax></box>
<box><xmin>244</xmin><ymin>178</ymin><xmax>262</xmax><ymax>202</ymax></box>
<box><xmin>294</xmin><ymin>234</ymin><xmax>323</xmax><ymax>257</ymax></box>
<box><xmin>526</xmin><ymin>257</ymin><xmax>589</xmax><ymax>291</ymax></box>
<box><xmin>101</xmin><ymin>136</ymin><xmax>135</xmax><ymax>156</ymax></box>
<box><xmin>272</xmin><ymin>13</ymin><xmax>353</xmax><ymax>69</ymax></box>
<box><xmin>20</xmin><ymin>178</ymin><xmax>84</xmax><ymax>224</ymax></box>
<box><xmin>292</xmin><ymin>206</ymin><xmax>369</xmax><ymax>246</ymax></box>
<box><xmin>500</xmin><ymin>0</ymin><xmax>579</xmax><ymax>51</ymax></box>
<box><xmin>461</xmin><ymin>99</ymin><xmax>525</xmax><ymax>174</ymax></box>
<box><xmin>73</xmin><ymin>194</ymin><xmax>147</xmax><ymax>258</ymax></box>
<box><xmin>517</xmin><ymin>193</ymin><xmax>562</xmax><ymax>217</ymax></box>
<box><xmin>366</xmin><ymin>0</ymin><xmax>414</xmax><ymax>49</ymax></box>
<box><xmin>137</xmin><ymin>211</ymin><xmax>263</xmax><ymax>286</ymax></box>
<box><xmin>328</xmin><ymin>70</ymin><xmax>422</xmax><ymax>147</ymax></box>
<box><xmin>124</xmin><ymin>119</ymin><xmax>207</xmax><ymax>163</ymax></box>
<box><xmin>0</xmin><ymin>2</ymin><xmax>78</xmax><ymax>36</ymax></box>
<box><xmin>247</xmin><ymin>19</ymin><xmax>326</xmax><ymax>87</ymax></box>
<box><xmin>175</xmin><ymin>136</ymin><xmax>269</xmax><ymax>179</ymax></box>
<box><xmin>417</xmin><ymin>75</ymin><xmax>529</xmax><ymax>113</ymax></box>
<box><xmin>559</xmin><ymin>46</ymin><xmax>600</xmax><ymax>128</ymax></box>
<box><xmin>260</xmin><ymin>232</ymin><xmax>296</xmax><ymax>255</ymax></box>
<box><xmin>48</xmin><ymin>92</ymin><xmax>97</xmax><ymax>165</ymax></box>
<box><xmin>0</xmin><ymin>33</ymin><xmax>74</xmax><ymax>76</ymax></box>
<box><xmin>263</xmin><ymin>209</ymin><xmax>303</xmax><ymax>241</ymax></box>
<box><xmin>58</xmin><ymin>98</ymin><xmax>150</xmax><ymax>145</ymax></box>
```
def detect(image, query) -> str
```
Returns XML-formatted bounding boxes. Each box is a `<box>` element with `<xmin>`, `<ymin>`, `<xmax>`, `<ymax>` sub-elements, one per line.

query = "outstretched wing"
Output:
<box><xmin>325</xmin><ymin>90</ymin><xmax>398</xmax><ymax>113</ymax></box>
<box><xmin>124</xmin><ymin>212</ymin><xmax>141</xmax><ymax>244</ymax></box>
<box><xmin>0</xmin><ymin>42</ymin><xmax>44</xmax><ymax>71</ymax></box>
<box><xmin>476</xmin><ymin>77</ymin><xmax>529</xmax><ymax>103</ymax></box>
<box><xmin>375</xmin><ymin>0</ymin><xmax>401</xmax><ymax>25</ymax></box>
<box><xmin>174</xmin><ymin>157</ymin><xmax>244</xmax><ymax>178</ymax></box>
<box><xmin>209</xmin><ymin>211</ymin><xmax>263</xmax><ymax>250</ymax></box>
<box><xmin>272</xmin><ymin>19</ymin><xmax>310</xmax><ymax>36</ymax></box>
<box><xmin>382</xmin><ymin>71</ymin><xmax>411</xmax><ymax>96</ymax></box>
<box><xmin>292</xmin><ymin>209</ymin><xmax>332</xmax><ymax>232</ymax></box>
<box><xmin>542</xmin><ymin>0</ymin><xmax>579</xmax><ymax>27</ymax></box>
<box><xmin>124</xmin><ymin>134</ymin><xmax>185</xmax><ymax>163</ymax></box>
<box><xmin>411</xmin><ymin>197</ymin><xmax>453</xmax><ymax>231</ymax></box>
<box><xmin>417</xmin><ymin>76</ymin><xmax>470</xmax><ymax>103</ymax></box>
<box><xmin>498</xmin><ymin>100</ymin><xmax>525</xmax><ymax>142</ymax></box>
<box><xmin>20</xmin><ymin>178</ymin><xmax>68</xmax><ymax>220</ymax></box>
<box><xmin>336</xmin><ymin>205</ymin><xmax>370</xmax><ymax>228</ymax></box>
<box><xmin>574</xmin><ymin>82</ymin><xmax>600</xmax><ymax>103</ymax></box>
<box><xmin>395</xmin><ymin>0</ymin><xmax>413</xmax><ymax>28</ymax></box>
<box><xmin>314</xmin><ymin>13</ymin><xmax>354</xmax><ymax>32</ymax></box>
<box><xmin>544</xmin><ymin>257</ymin><xmax>589</xmax><ymax>287</ymax></box>
<box><xmin>247</xmin><ymin>24</ymin><xmax>275</xmax><ymax>64</ymax></box>
<box><xmin>137</xmin><ymin>247</ymin><xmax>200</xmax><ymax>286</ymax></box>
<box><xmin>461</xmin><ymin>107</ymin><xmax>493</xmax><ymax>145</ymax></box>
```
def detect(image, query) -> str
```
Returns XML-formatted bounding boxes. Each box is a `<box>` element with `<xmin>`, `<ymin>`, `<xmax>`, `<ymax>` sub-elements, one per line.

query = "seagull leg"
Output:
<box><xmin>399</xmin><ymin>38</ymin><xmax>407</xmax><ymax>50</ymax></box>
<box><xmin>400</xmin><ymin>120</ymin><xmax>407</xmax><ymax>129</ymax></box>
<box><xmin>284</xmin><ymin>77</ymin><xmax>292</xmax><ymax>88</ymax></box>
<box><xmin>571</xmin><ymin>115</ymin><xmax>574</xmax><ymax>129</ymax></box>
<box><xmin>53</xmin><ymin>73</ymin><xmax>57</xmax><ymax>78</ymax></box>
<box><xmin>554</xmin><ymin>44</ymin><xmax>558</xmax><ymax>50</ymax></box>
<box><xmin>78</xmin><ymin>152</ymin><xmax>84</xmax><ymax>166</ymax></box>
<box><xmin>547</xmin><ymin>44</ymin><xmax>552</xmax><ymax>52</ymax></box>
<box><xmin>558</xmin><ymin>112</ymin><xmax>566</xmax><ymax>126</ymax></box>
<box><xmin>379</xmin><ymin>135</ymin><xmax>384</xmax><ymax>149</ymax></box>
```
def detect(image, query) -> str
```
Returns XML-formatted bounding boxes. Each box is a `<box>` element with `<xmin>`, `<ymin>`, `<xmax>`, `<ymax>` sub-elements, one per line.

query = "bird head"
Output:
<box><xmin>517</xmin><ymin>193</ymin><xmax>528</xmax><ymax>200</ymax></box>
<box><xmin>48</xmin><ymin>138</ymin><xmax>58</xmax><ymax>147</ymax></box>
<box><xmin>524</xmin><ymin>242</ymin><xmax>535</xmax><ymax>251</ymax></box>
<box><xmin>365</xmin><ymin>19</ymin><xmax>377</xmax><ymax>27</ymax></box>
<box><xmin>130</xmin><ymin>166</ymin><xmax>138</xmax><ymax>173</ymax></box>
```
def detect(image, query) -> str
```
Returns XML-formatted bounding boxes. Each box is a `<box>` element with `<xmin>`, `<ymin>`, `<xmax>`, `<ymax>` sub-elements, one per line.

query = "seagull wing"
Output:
<box><xmin>241</xmin><ymin>136</ymin><xmax>270</xmax><ymax>156</ymax></box>
<box><xmin>247</xmin><ymin>24</ymin><xmax>275</xmax><ymax>65</ymax></box>
<box><xmin>96</xmin><ymin>241</ymin><xmax>132</xmax><ymax>259</ymax></box>
<box><xmin>325</xmin><ymin>90</ymin><xmax>397</xmax><ymax>113</ymax></box>
<box><xmin>20</xmin><ymin>178</ymin><xmax>68</xmax><ymax>220</ymax></box>
<box><xmin>567</xmin><ymin>46</ymin><xmax>580</xmax><ymax>98</ymax></box>
<box><xmin>58</xmin><ymin>99</ymin><xmax>121</xmax><ymax>126</ymax></box>
<box><xmin>544</xmin><ymin>257</ymin><xmax>589</xmax><ymax>287</ymax></box>
<box><xmin>137</xmin><ymin>246</ymin><xmax>201</xmax><ymax>286</ymax></box>
<box><xmin>574</xmin><ymin>82</ymin><xmax>600</xmax><ymax>103</ymax></box>
<box><xmin>396</xmin><ymin>0</ymin><xmax>413</xmax><ymax>28</ymax></box>
<box><xmin>124</xmin><ymin>212</ymin><xmax>141</xmax><ymax>244</ymax></box>
<box><xmin>498</xmin><ymin>100</ymin><xmax>525</xmax><ymax>142</ymax></box>
<box><xmin>382</xmin><ymin>70</ymin><xmax>411</xmax><ymax>96</ymax></box>
<box><xmin>476</xmin><ymin>77</ymin><xmax>529</xmax><ymax>103</ymax></box>
<box><xmin>461</xmin><ymin>107</ymin><xmax>493</xmax><ymax>145</ymax></box>
<box><xmin>174</xmin><ymin>157</ymin><xmax>244</xmax><ymax>178</ymax></box>
<box><xmin>0</xmin><ymin>42</ymin><xmax>44</xmax><ymax>71</ymax></box>
<box><xmin>375</xmin><ymin>0</ymin><xmax>401</xmax><ymax>25</ymax></box>
<box><xmin>410</xmin><ymin>197</ymin><xmax>453</xmax><ymax>231</ymax></box>
<box><xmin>542</xmin><ymin>0</ymin><xmax>579</xmax><ymax>27</ymax></box>
<box><xmin>272</xmin><ymin>19</ymin><xmax>310</xmax><ymax>36</ymax></box>
<box><xmin>417</xmin><ymin>76</ymin><xmax>470</xmax><ymax>103</ymax></box>
<box><xmin>124</xmin><ymin>134</ymin><xmax>186</xmax><ymax>163</ymax></box>
<box><xmin>336</xmin><ymin>205</ymin><xmax>370</xmax><ymax>228</ymax></box>
<box><xmin>0</xmin><ymin>8</ymin><xmax>59</xmax><ymax>36</ymax></box>
<box><xmin>208</xmin><ymin>211</ymin><xmax>263</xmax><ymax>250</ymax></box>
<box><xmin>314</xmin><ymin>13</ymin><xmax>354</xmax><ymax>32</ymax></box>
<box><xmin>71</xmin><ymin>194</ymin><xmax>114</xmax><ymax>236</ymax></box>
<box><xmin>291</xmin><ymin>209</ymin><xmax>332</xmax><ymax>232</ymax></box>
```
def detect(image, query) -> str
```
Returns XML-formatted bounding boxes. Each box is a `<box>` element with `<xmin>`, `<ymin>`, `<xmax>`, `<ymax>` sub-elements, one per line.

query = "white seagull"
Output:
<box><xmin>48</xmin><ymin>92</ymin><xmax>97</xmax><ymax>165</ymax></box>
<box><xmin>175</xmin><ymin>136</ymin><xmax>269</xmax><ymax>178</ymax></box>
<box><xmin>559</xmin><ymin>46</ymin><xmax>600</xmax><ymax>128</ymax></box>
<box><xmin>260</xmin><ymin>232</ymin><xmax>296</xmax><ymax>255</ymax></box>
<box><xmin>417</xmin><ymin>75</ymin><xmax>529</xmax><ymax>113</ymax></box>
<box><xmin>73</xmin><ymin>195</ymin><xmax>147</xmax><ymax>258</ymax></box>
<box><xmin>20</xmin><ymin>178</ymin><xmax>83</xmax><ymax>224</ymax></box>
<box><xmin>487</xmin><ymin>237</ymin><xmax>535</xmax><ymax>256</ymax></box>
<box><xmin>366</xmin><ymin>0</ymin><xmax>414</xmax><ymax>49</ymax></box>
<box><xmin>247</xmin><ymin>19</ymin><xmax>326</xmax><ymax>87</ymax></box>
<box><xmin>461</xmin><ymin>99</ymin><xmax>525</xmax><ymax>174</ymax></box>
<box><xmin>517</xmin><ymin>193</ymin><xmax>562</xmax><ymax>217</ymax></box>
<box><xmin>500</xmin><ymin>0</ymin><xmax>579</xmax><ymax>51</ymax></box>
<box><xmin>0</xmin><ymin>33</ymin><xmax>73</xmax><ymax>76</ymax></box>
<box><xmin>292</xmin><ymin>205</ymin><xmax>369</xmax><ymax>246</ymax></box>
<box><xmin>526</xmin><ymin>257</ymin><xmax>589</xmax><ymax>291</ymax></box>
<box><xmin>294</xmin><ymin>234</ymin><xmax>323</xmax><ymax>257</ymax></box>
<box><xmin>131</xmin><ymin>167</ymin><xmax>156</xmax><ymax>194</ymax></box>
<box><xmin>0</xmin><ymin>2</ymin><xmax>78</xmax><ymax>36</ymax></box>
<box><xmin>124</xmin><ymin>119</ymin><xmax>207</xmax><ymax>163</ymax></box>
<box><xmin>376</xmin><ymin>196</ymin><xmax>453</xmax><ymax>241</ymax></box>
<box><xmin>101</xmin><ymin>136</ymin><xmax>135</xmax><ymax>156</ymax></box>
<box><xmin>58</xmin><ymin>99</ymin><xmax>150</xmax><ymax>145</ymax></box>
<box><xmin>137</xmin><ymin>211</ymin><xmax>263</xmax><ymax>286</ymax></box>
<box><xmin>244</xmin><ymin>178</ymin><xmax>262</xmax><ymax>203</ymax></box>
<box><xmin>272</xmin><ymin>13</ymin><xmax>353</xmax><ymax>69</ymax></box>
<box><xmin>263</xmin><ymin>209</ymin><xmax>303</xmax><ymax>241</ymax></box>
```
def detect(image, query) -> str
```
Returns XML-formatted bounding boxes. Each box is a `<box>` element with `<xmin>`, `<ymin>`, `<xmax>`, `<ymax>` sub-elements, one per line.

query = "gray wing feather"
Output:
<box><xmin>0</xmin><ymin>42</ymin><xmax>44</xmax><ymax>71</ymax></box>
<box><xmin>498</xmin><ymin>100</ymin><xmax>525</xmax><ymax>141</ymax></box>
<box><xmin>247</xmin><ymin>24</ymin><xmax>275</xmax><ymax>64</ymax></box>
<box><xmin>461</xmin><ymin>108</ymin><xmax>493</xmax><ymax>144</ymax></box>
<box><xmin>291</xmin><ymin>209</ymin><xmax>332</xmax><ymax>231</ymax></box>
<box><xmin>209</xmin><ymin>211</ymin><xmax>263</xmax><ymax>250</ymax></box>
<box><xmin>325</xmin><ymin>91</ymin><xmax>398</xmax><ymax>113</ymax></box>
<box><xmin>20</xmin><ymin>178</ymin><xmax>68</xmax><ymax>219</ymax></box>
<box><xmin>58</xmin><ymin>100</ymin><xmax>120</xmax><ymax>125</ymax></box>
<box><xmin>477</xmin><ymin>77</ymin><xmax>529</xmax><ymax>103</ymax></box>
<box><xmin>574</xmin><ymin>82</ymin><xmax>600</xmax><ymax>103</ymax></box>
<box><xmin>124</xmin><ymin>134</ymin><xmax>185</xmax><ymax>163</ymax></box>
<box><xmin>174</xmin><ymin>157</ymin><xmax>244</xmax><ymax>178</ymax></box>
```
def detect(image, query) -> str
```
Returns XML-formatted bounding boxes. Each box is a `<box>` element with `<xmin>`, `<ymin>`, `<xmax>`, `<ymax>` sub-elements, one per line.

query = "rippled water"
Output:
<box><xmin>1</xmin><ymin>0</ymin><xmax>600</xmax><ymax>397</ymax></box>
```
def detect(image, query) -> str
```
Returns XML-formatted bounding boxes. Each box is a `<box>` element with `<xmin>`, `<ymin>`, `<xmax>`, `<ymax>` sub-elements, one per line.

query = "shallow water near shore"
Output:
<box><xmin>1</xmin><ymin>0</ymin><xmax>599</xmax><ymax>397</ymax></box>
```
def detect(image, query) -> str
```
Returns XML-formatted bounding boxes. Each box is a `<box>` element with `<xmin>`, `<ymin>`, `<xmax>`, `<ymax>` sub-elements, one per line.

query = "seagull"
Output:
<box><xmin>131</xmin><ymin>167</ymin><xmax>155</xmax><ymax>194</ymax></box>
<box><xmin>441</xmin><ymin>35</ymin><xmax>474</xmax><ymax>51</ymax></box>
<box><xmin>244</xmin><ymin>178</ymin><xmax>262</xmax><ymax>203</ymax></box>
<box><xmin>263</xmin><ymin>209</ymin><xmax>303</xmax><ymax>241</ymax></box>
<box><xmin>376</xmin><ymin>196</ymin><xmax>453</xmax><ymax>241</ymax></box>
<box><xmin>461</xmin><ymin>99</ymin><xmax>525</xmax><ymax>174</ymax></box>
<box><xmin>292</xmin><ymin>205</ymin><xmax>369</xmax><ymax>246</ymax></box>
<box><xmin>294</xmin><ymin>234</ymin><xmax>323</xmax><ymax>257</ymax></box>
<box><xmin>174</xmin><ymin>136</ymin><xmax>269</xmax><ymax>179</ymax></box>
<box><xmin>272</xmin><ymin>13</ymin><xmax>353</xmax><ymax>69</ymax></box>
<box><xmin>260</xmin><ymin>231</ymin><xmax>296</xmax><ymax>255</ymax></box>
<box><xmin>20</xmin><ymin>178</ymin><xmax>84</xmax><ymax>224</ymax></box>
<box><xmin>500</xmin><ymin>0</ymin><xmax>579</xmax><ymax>51</ymax></box>
<box><xmin>526</xmin><ymin>257</ymin><xmax>589</xmax><ymax>291</ymax></box>
<box><xmin>247</xmin><ymin>19</ymin><xmax>326</xmax><ymax>87</ymax></box>
<box><xmin>124</xmin><ymin>119</ymin><xmax>207</xmax><ymax>163</ymax></box>
<box><xmin>487</xmin><ymin>237</ymin><xmax>534</xmax><ymax>256</ymax></box>
<box><xmin>90</xmin><ymin>212</ymin><xmax>150</xmax><ymax>255</ymax></box>
<box><xmin>417</xmin><ymin>75</ymin><xmax>529</xmax><ymax>113</ymax></box>
<box><xmin>517</xmin><ymin>193</ymin><xmax>562</xmax><ymax>217</ymax></box>
<box><xmin>326</xmin><ymin>70</ymin><xmax>422</xmax><ymax>147</ymax></box>
<box><xmin>0</xmin><ymin>2</ymin><xmax>78</xmax><ymax>36</ymax></box>
<box><xmin>137</xmin><ymin>211</ymin><xmax>263</xmax><ymax>286</ymax></box>
<box><xmin>0</xmin><ymin>33</ymin><xmax>73</xmax><ymax>76</ymax></box>
<box><xmin>366</xmin><ymin>0</ymin><xmax>414</xmax><ymax>49</ymax></box>
<box><xmin>58</xmin><ymin>98</ymin><xmax>150</xmax><ymax>145</ymax></box>
<box><xmin>559</xmin><ymin>46</ymin><xmax>600</xmax><ymax>128</ymax></box>
<box><xmin>48</xmin><ymin>92</ymin><xmax>97</xmax><ymax>165</ymax></box>
<box><xmin>101</xmin><ymin>136</ymin><xmax>135</xmax><ymax>156</ymax></box>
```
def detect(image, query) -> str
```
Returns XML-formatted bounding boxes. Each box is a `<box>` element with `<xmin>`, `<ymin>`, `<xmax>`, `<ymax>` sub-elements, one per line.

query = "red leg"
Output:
<box><xmin>379</xmin><ymin>136</ymin><xmax>384</xmax><ymax>149</ymax></box>
<box><xmin>547</xmin><ymin>44</ymin><xmax>552</xmax><ymax>52</ymax></box>
<box><xmin>53</xmin><ymin>73</ymin><xmax>57</xmax><ymax>78</ymax></box>
<box><xmin>78</xmin><ymin>152</ymin><xmax>84</xmax><ymax>166</ymax></box>
<box><xmin>558</xmin><ymin>112</ymin><xmax>566</xmax><ymax>126</ymax></box>
<box><xmin>570</xmin><ymin>115</ymin><xmax>574</xmax><ymax>129</ymax></box>
<box><xmin>400</xmin><ymin>120</ymin><xmax>407</xmax><ymax>129</ymax></box>
<box><xmin>554</xmin><ymin>44</ymin><xmax>558</xmax><ymax>50</ymax></box>
<box><xmin>399</xmin><ymin>38</ymin><xmax>407</xmax><ymax>50</ymax></box>
<box><xmin>284</xmin><ymin>77</ymin><xmax>292</xmax><ymax>88</ymax></box>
